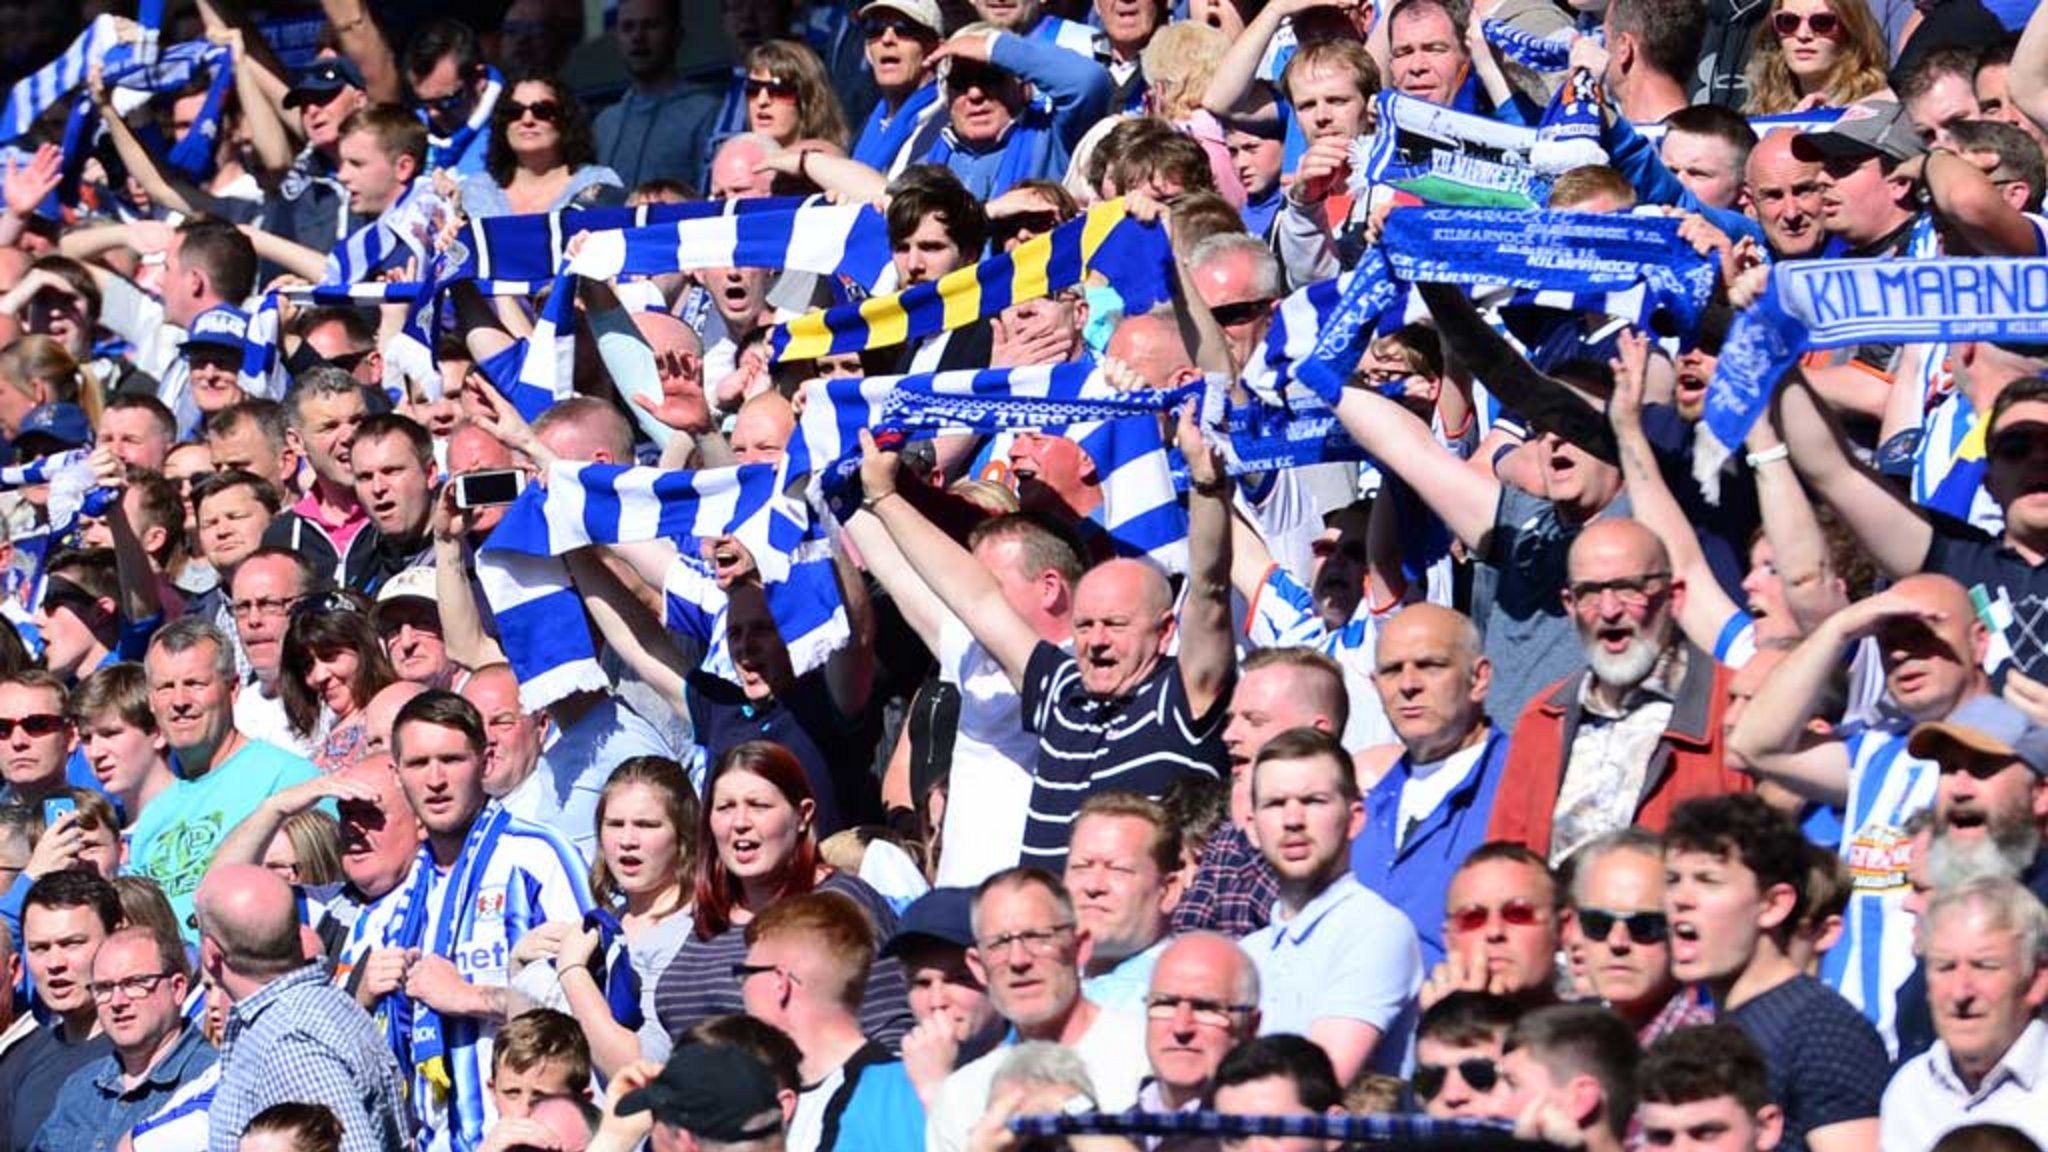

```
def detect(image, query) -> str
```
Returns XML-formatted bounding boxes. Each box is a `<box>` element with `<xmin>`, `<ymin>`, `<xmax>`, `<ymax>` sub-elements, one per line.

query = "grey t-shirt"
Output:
<box><xmin>1478</xmin><ymin>486</ymin><xmax>1632</xmax><ymax>725</ymax></box>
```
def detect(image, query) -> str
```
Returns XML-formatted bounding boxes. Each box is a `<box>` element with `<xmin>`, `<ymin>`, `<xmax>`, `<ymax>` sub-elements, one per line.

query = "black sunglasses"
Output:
<box><xmin>505</xmin><ymin>99</ymin><xmax>561</xmax><ymax>124</ymax></box>
<box><xmin>1412</xmin><ymin>1058</ymin><xmax>1498</xmax><ymax>1101</ymax></box>
<box><xmin>745</xmin><ymin>78</ymin><xmax>799</xmax><ymax>100</ymax></box>
<box><xmin>862</xmin><ymin>15</ymin><xmax>933</xmax><ymax>39</ymax></box>
<box><xmin>1576</xmin><ymin>908</ymin><xmax>1670</xmax><ymax>945</ymax></box>
<box><xmin>0</xmin><ymin>713</ymin><xmax>68</xmax><ymax>739</ymax></box>
<box><xmin>991</xmin><ymin>210</ymin><xmax>1063</xmax><ymax>246</ymax></box>
<box><xmin>290</xmin><ymin>590</ymin><xmax>366</xmax><ymax>622</ymax></box>
<box><xmin>1209</xmin><ymin>297</ymin><xmax>1274</xmax><ymax>327</ymax></box>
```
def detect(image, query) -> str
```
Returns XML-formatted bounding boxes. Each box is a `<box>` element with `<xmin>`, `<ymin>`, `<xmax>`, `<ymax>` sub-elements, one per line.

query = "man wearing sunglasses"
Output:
<box><xmin>1412</xmin><ymin>992</ymin><xmax>1521</xmax><ymax>1119</ymax></box>
<box><xmin>1489</xmin><ymin>519</ymin><xmax>1748</xmax><ymax>862</ymax></box>
<box><xmin>404</xmin><ymin>21</ymin><xmax>498</xmax><ymax>178</ymax></box>
<box><xmin>1567</xmin><ymin>829</ymin><xmax>1708</xmax><ymax>1044</ymax></box>
<box><xmin>900</xmin><ymin>24</ymin><xmax>1111</xmax><ymax>202</ymax></box>
<box><xmin>30</xmin><ymin>927</ymin><xmax>215</xmax><ymax>1152</ymax></box>
<box><xmin>851</xmin><ymin>0</ymin><xmax>945</xmax><ymax>173</ymax></box>
<box><xmin>0</xmin><ymin>670</ymin><xmax>78</xmax><ymax>807</ymax></box>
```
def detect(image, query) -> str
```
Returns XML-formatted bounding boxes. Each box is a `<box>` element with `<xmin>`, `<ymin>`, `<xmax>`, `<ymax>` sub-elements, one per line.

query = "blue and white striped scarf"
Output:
<box><xmin>1702</xmin><ymin>257</ymin><xmax>2048</xmax><ymax>493</ymax></box>
<box><xmin>1480</xmin><ymin>19</ymin><xmax>1577</xmax><ymax>72</ymax></box>
<box><xmin>103</xmin><ymin>40</ymin><xmax>235</xmax><ymax>180</ymax></box>
<box><xmin>425</xmin><ymin>65</ymin><xmax>503</xmax><ymax>173</ymax></box>
<box><xmin>236</xmin><ymin>292</ymin><xmax>287</xmax><ymax>400</ymax></box>
<box><xmin>321</xmin><ymin>177</ymin><xmax>444</xmax><ymax>286</ymax></box>
<box><xmin>790</xmin><ymin>364</ymin><xmax>1198</xmax><ymax>568</ymax></box>
<box><xmin>477</xmin><ymin>461</ymin><xmax>834</xmax><ymax>710</ymax></box>
<box><xmin>562</xmin><ymin>198</ymin><xmax>892</xmax><ymax>289</ymax></box>
<box><xmin>475</xmin><ymin>271</ymin><xmax>578</xmax><ymax>421</ymax></box>
<box><xmin>0</xmin><ymin>14</ymin><xmax>124</xmax><ymax>140</ymax></box>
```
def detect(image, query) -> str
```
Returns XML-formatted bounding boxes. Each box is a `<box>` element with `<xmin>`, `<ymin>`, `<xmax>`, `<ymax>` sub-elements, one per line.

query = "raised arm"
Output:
<box><xmin>1776</xmin><ymin>372</ymin><xmax>1931</xmax><ymax>580</ymax></box>
<box><xmin>824</xmin><ymin>541</ymin><xmax>877</xmax><ymax>717</ymax></box>
<box><xmin>844</xmin><ymin>508</ymin><xmax>951</xmax><ymax>654</ymax></box>
<box><xmin>430</xmin><ymin>485</ymin><xmax>505</xmax><ymax>670</ymax></box>
<box><xmin>1922</xmin><ymin>148</ymin><xmax>2041</xmax><ymax>257</ymax></box>
<box><xmin>1177</xmin><ymin>404</ymin><xmax>1236</xmax><ymax>719</ymax></box>
<box><xmin>1332</xmin><ymin>388</ymin><xmax>1501</xmax><ymax>551</ymax></box>
<box><xmin>219</xmin><ymin>26</ymin><xmax>294</xmax><ymax>174</ymax></box>
<box><xmin>984</xmin><ymin>30</ymin><xmax>1111</xmax><ymax>145</ymax></box>
<box><xmin>88</xmin><ymin>77</ymin><xmax>200</xmax><ymax>218</ymax></box>
<box><xmin>1203</xmin><ymin>0</ymin><xmax>1313</xmax><ymax>118</ymax></box>
<box><xmin>318</xmin><ymin>0</ymin><xmax>402</xmax><ymax>104</ymax></box>
<box><xmin>859</xmin><ymin>432</ymin><xmax>1043</xmax><ymax>688</ymax></box>
<box><xmin>216</xmin><ymin>772</ymin><xmax>375</xmax><ymax>866</ymax></box>
<box><xmin>238</xmin><ymin>223</ymin><xmax>329</xmax><ymax>282</ymax></box>
<box><xmin>1608</xmin><ymin>330</ymin><xmax>1742</xmax><ymax>655</ymax></box>
<box><xmin>758</xmin><ymin>149</ymin><xmax>889</xmax><ymax>204</ymax></box>
<box><xmin>564</xmin><ymin>549</ymin><xmax>690</xmax><ymax>707</ymax></box>
<box><xmin>1745</xmin><ymin>414</ymin><xmax>1840</xmax><ymax>634</ymax></box>
<box><xmin>2011</xmin><ymin>2</ymin><xmax>2048</xmax><ymax>139</ymax></box>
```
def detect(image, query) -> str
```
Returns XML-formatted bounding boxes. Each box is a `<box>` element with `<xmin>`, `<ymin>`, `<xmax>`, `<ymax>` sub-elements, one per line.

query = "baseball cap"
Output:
<box><xmin>857</xmin><ymin>0</ymin><xmax>944</xmax><ymax>36</ymax></box>
<box><xmin>1790</xmin><ymin>98</ymin><xmax>1925</xmax><ymax>165</ymax></box>
<box><xmin>881</xmin><ymin>886</ymin><xmax>976</xmax><ymax>957</ymax></box>
<box><xmin>14</xmin><ymin>402</ymin><xmax>91</xmax><ymax>453</ymax></box>
<box><xmin>1907</xmin><ymin>695</ymin><xmax>2048</xmax><ymax>776</ymax></box>
<box><xmin>181</xmin><ymin>305</ymin><xmax>249</xmax><ymax>356</ymax></box>
<box><xmin>284</xmin><ymin>56</ymin><xmax>367</xmax><ymax>108</ymax></box>
<box><xmin>375</xmin><ymin>565</ymin><xmax>438</xmax><ymax>606</ymax></box>
<box><xmin>615</xmin><ymin>1045</ymin><xmax>785</xmax><ymax>1140</ymax></box>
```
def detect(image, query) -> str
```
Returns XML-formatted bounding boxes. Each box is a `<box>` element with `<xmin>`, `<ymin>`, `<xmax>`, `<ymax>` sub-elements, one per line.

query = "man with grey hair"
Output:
<box><xmin>1141</xmin><ymin>933</ymin><xmax>1261</xmax><ymax>1121</ymax></box>
<box><xmin>1564</xmin><ymin>829</ymin><xmax>1705</xmax><ymax>1044</ymax></box>
<box><xmin>1881</xmin><ymin>877</ymin><xmax>2048</xmax><ymax>1152</ymax></box>
<box><xmin>262</xmin><ymin>366</ymin><xmax>373</xmax><ymax>586</ymax></box>
<box><xmin>131</xmin><ymin>617</ymin><xmax>317</xmax><ymax>936</ymax></box>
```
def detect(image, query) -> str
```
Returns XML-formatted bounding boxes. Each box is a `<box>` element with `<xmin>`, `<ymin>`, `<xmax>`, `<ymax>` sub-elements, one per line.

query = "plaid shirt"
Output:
<box><xmin>208</xmin><ymin>963</ymin><xmax>410</xmax><ymax>1152</ymax></box>
<box><xmin>1171</xmin><ymin>822</ymin><xmax>1279</xmax><ymax>939</ymax></box>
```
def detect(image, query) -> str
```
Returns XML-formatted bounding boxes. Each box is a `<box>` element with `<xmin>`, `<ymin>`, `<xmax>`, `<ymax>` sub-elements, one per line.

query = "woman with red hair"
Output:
<box><xmin>651</xmin><ymin>741</ymin><xmax>912</xmax><ymax>1044</ymax></box>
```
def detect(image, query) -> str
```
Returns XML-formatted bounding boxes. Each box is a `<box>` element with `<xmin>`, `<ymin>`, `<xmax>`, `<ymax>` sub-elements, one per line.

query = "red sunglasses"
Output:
<box><xmin>1446</xmin><ymin>899</ymin><xmax>1545</xmax><ymax>934</ymax></box>
<box><xmin>1771</xmin><ymin>9</ymin><xmax>1841</xmax><ymax>37</ymax></box>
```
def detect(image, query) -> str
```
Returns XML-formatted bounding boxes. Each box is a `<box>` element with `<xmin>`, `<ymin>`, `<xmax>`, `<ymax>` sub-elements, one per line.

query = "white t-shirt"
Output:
<box><xmin>1395</xmin><ymin>739</ymin><xmax>1489</xmax><ymax>851</ymax></box>
<box><xmin>926</xmin><ymin>1007</ymin><xmax>1148</xmax><ymax>1152</ymax></box>
<box><xmin>933</xmin><ymin>617</ymin><xmax>1038</xmax><ymax>888</ymax></box>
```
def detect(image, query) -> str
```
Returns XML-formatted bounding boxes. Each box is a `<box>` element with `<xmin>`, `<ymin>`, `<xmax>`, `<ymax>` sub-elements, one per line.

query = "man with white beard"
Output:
<box><xmin>1487</xmin><ymin>520</ymin><xmax>1748</xmax><ymax>864</ymax></box>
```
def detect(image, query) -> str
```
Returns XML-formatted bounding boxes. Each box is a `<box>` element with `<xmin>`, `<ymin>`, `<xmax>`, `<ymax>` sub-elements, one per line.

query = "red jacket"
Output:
<box><xmin>1486</xmin><ymin>643</ymin><xmax>1752</xmax><ymax>859</ymax></box>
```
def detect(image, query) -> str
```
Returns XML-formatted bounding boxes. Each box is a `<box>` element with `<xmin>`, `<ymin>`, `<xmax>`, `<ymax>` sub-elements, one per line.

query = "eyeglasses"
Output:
<box><xmin>0</xmin><ymin>714</ymin><xmax>67</xmax><ymax>740</ymax></box>
<box><xmin>1209</xmin><ymin>298</ymin><xmax>1274</xmax><ymax>327</ymax></box>
<box><xmin>1575</xmin><ymin>908</ymin><xmax>1669</xmax><ymax>945</ymax></box>
<box><xmin>1771</xmin><ymin>9</ymin><xmax>1840</xmax><ymax>36</ymax></box>
<box><xmin>1144</xmin><ymin>994</ymin><xmax>1257</xmax><ymax>1028</ymax></box>
<box><xmin>862</xmin><ymin>15</ymin><xmax>932</xmax><ymax>39</ymax></box>
<box><xmin>1446</xmin><ymin>899</ymin><xmax>1546</xmax><ymax>934</ymax></box>
<box><xmin>975</xmin><ymin>923</ymin><xmax>1075</xmax><ymax>960</ymax></box>
<box><xmin>946</xmin><ymin>62</ymin><xmax>1007</xmax><ymax>94</ymax></box>
<box><xmin>1564</xmin><ymin>573</ymin><xmax>1672</xmax><ymax>609</ymax></box>
<box><xmin>505</xmin><ymin>99</ymin><xmax>561</xmax><ymax>124</ymax></box>
<box><xmin>745</xmin><ymin>78</ymin><xmax>799</xmax><ymax>100</ymax></box>
<box><xmin>229</xmin><ymin>595</ymin><xmax>300</xmax><ymax>621</ymax></box>
<box><xmin>89</xmin><ymin>971</ymin><xmax>173</xmax><ymax>1003</ymax></box>
<box><xmin>422</xmin><ymin>90</ymin><xmax>471</xmax><ymax>115</ymax></box>
<box><xmin>323</xmin><ymin>348</ymin><xmax>374</xmax><ymax>373</ymax></box>
<box><xmin>731</xmin><ymin>961</ymin><xmax>799</xmax><ymax>985</ymax></box>
<box><xmin>1412</xmin><ymin>1058</ymin><xmax>1499</xmax><ymax>1102</ymax></box>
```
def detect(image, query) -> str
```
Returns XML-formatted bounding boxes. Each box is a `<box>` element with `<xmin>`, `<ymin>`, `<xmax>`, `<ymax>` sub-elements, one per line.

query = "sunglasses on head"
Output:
<box><xmin>1576</xmin><ymin>908</ymin><xmax>1669</xmax><ymax>945</ymax></box>
<box><xmin>1209</xmin><ymin>298</ymin><xmax>1274</xmax><ymax>327</ymax></box>
<box><xmin>1771</xmin><ymin>9</ymin><xmax>1840</xmax><ymax>36</ymax></box>
<box><xmin>1412</xmin><ymin>1058</ymin><xmax>1499</xmax><ymax>1102</ymax></box>
<box><xmin>291</xmin><ymin>590</ymin><xmax>365</xmax><ymax>621</ymax></box>
<box><xmin>1447</xmin><ymin>898</ymin><xmax>1545</xmax><ymax>934</ymax></box>
<box><xmin>745</xmin><ymin>77</ymin><xmax>799</xmax><ymax>100</ymax></box>
<box><xmin>0</xmin><ymin>713</ymin><xmax>67</xmax><ymax>739</ymax></box>
<box><xmin>505</xmin><ymin>99</ymin><xmax>561</xmax><ymax>124</ymax></box>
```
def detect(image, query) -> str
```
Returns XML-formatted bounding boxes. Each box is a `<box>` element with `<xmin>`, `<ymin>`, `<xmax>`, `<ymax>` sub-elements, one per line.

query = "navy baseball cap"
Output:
<box><xmin>284</xmin><ymin>56</ymin><xmax>367</xmax><ymax>108</ymax></box>
<box><xmin>181</xmin><ymin>305</ymin><xmax>249</xmax><ymax>356</ymax></box>
<box><xmin>881</xmin><ymin>886</ymin><xmax>976</xmax><ymax>957</ymax></box>
<box><xmin>14</xmin><ymin>402</ymin><xmax>91</xmax><ymax>453</ymax></box>
<box><xmin>615</xmin><ymin>1045</ymin><xmax>784</xmax><ymax>1140</ymax></box>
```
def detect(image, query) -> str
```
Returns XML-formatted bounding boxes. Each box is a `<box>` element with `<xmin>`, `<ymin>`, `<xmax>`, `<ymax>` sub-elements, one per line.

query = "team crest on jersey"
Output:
<box><xmin>474</xmin><ymin>887</ymin><xmax>507</xmax><ymax>920</ymax></box>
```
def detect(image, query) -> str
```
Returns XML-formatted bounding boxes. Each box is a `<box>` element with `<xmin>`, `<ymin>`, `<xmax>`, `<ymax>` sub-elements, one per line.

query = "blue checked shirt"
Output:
<box><xmin>1170</xmin><ymin>822</ymin><xmax>1278</xmax><ymax>939</ymax></box>
<box><xmin>207</xmin><ymin>963</ymin><xmax>409</xmax><ymax>1152</ymax></box>
<box><xmin>30</xmin><ymin>1023</ymin><xmax>216</xmax><ymax>1152</ymax></box>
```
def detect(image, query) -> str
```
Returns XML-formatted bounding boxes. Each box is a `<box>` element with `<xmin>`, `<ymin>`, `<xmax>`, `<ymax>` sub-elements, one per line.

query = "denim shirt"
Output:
<box><xmin>31</xmin><ymin>1024</ymin><xmax>217</xmax><ymax>1152</ymax></box>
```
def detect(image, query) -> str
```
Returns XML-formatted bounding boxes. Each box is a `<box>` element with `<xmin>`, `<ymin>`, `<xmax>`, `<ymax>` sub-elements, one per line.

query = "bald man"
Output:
<box><xmin>861</xmin><ymin>411</ymin><xmax>1237</xmax><ymax>871</ymax></box>
<box><xmin>198</xmin><ymin>863</ymin><xmax>409</xmax><ymax>1152</ymax></box>
<box><xmin>361</xmin><ymin>679</ymin><xmax>428</xmax><ymax>758</ymax></box>
<box><xmin>1352</xmin><ymin>604</ymin><xmax>1511</xmax><ymax>965</ymax></box>
<box><xmin>729</xmin><ymin>391</ymin><xmax>795</xmax><ymax>466</ymax></box>
<box><xmin>629</xmin><ymin>311</ymin><xmax>712</xmax><ymax>438</ymax></box>
<box><xmin>1105</xmin><ymin>311</ymin><xmax>1197</xmax><ymax>392</ymax></box>
<box><xmin>1142</xmin><ymin>933</ymin><xmax>1262</xmax><ymax>1113</ymax></box>
<box><xmin>1488</xmin><ymin>519</ymin><xmax>1750</xmax><ymax>861</ymax></box>
<box><xmin>1730</xmin><ymin>572</ymin><xmax>1990</xmax><ymax>1052</ymax></box>
<box><xmin>1745</xmin><ymin>131</ymin><xmax>1825</xmax><ymax>260</ymax></box>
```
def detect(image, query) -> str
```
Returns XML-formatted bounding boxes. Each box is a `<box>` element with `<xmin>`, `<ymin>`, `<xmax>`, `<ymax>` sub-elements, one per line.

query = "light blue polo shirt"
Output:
<box><xmin>1243</xmin><ymin>873</ymin><xmax>1423</xmax><ymax>1074</ymax></box>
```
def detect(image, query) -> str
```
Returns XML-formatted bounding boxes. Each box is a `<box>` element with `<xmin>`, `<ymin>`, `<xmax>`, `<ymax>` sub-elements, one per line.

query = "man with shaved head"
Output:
<box><xmin>1489</xmin><ymin>519</ymin><xmax>1749</xmax><ymax>862</ymax></box>
<box><xmin>198</xmin><ymin>863</ymin><xmax>408</xmax><ymax>1152</ymax></box>
<box><xmin>1351</xmin><ymin>604</ymin><xmax>1511</xmax><ymax>964</ymax></box>
<box><xmin>1746</xmin><ymin>131</ymin><xmax>1826</xmax><ymax>260</ymax></box>
<box><xmin>730</xmin><ymin>391</ymin><xmax>796</xmax><ymax>466</ymax></box>
<box><xmin>861</xmin><ymin>409</ymin><xmax>1236</xmax><ymax>871</ymax></box>
<box><xmin>1732</xmin><ymin>572</ymin><xmax>1992</xmax><ymax>1052</ymax></box>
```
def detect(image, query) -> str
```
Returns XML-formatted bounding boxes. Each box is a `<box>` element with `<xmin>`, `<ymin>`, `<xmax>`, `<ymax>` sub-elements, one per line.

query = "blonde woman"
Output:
<box><xmin>1141</xmin><ymin>21</ymin><xmax>1247</xmax><ymax>206</ymax></box>
<box><xmin>1746</xmin><ymin>0</ymin><xmax>1892</xmax><ymax>113</ymax></box>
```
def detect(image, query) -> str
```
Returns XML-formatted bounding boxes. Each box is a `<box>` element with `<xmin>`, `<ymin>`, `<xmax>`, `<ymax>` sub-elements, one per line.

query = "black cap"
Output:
<box><xmin>881</xmin><ymin>886</ymin><xmax>976</xmax><ymax>957</ymax></box>
<box><xmin>615</xmin><ymin>1045</ymin><xmax>785</xmax><ymax>1139</ymax></box>
<box><xmin>284</xmin><ymin>56</ymin><xmax>367</xmax><ymax>108</ymax></box>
